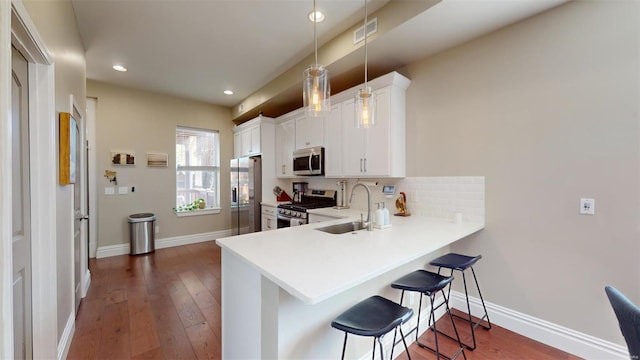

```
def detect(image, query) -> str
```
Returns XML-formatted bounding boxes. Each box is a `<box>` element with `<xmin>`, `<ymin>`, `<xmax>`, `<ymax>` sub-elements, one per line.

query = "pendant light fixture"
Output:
<box><xmin>303</xmin><ymin>0</ymin><xmax>330</xmax><ymax>117</ymax></box>
<box><xmin>355</xmin><ymin>0</ymin><xmax>375</xmax><ymax>128</ymax></box>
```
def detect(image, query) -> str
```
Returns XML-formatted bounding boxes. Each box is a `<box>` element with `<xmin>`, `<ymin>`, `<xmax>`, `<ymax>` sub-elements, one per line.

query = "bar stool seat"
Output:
<box><xmin>391</xmin><ymin>270</ymin><xmax>466</xmax><ymax>360</ymax></box>
<box><xmin>331</xmin><ymin>295</ymin><xmax>413</xmax><ymax>359</ymax></box>
<box><xmin>429</xmin><ymin>253</ymin><xmax>491</xmax><ymax>351</ymax></box>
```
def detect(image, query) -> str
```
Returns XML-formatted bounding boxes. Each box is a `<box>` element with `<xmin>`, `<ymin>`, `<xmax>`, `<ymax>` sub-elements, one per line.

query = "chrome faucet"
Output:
<box><xmin>349</xmin><ymin>183</ymin><xmax>373</xmax><ymax>231</ymax></box>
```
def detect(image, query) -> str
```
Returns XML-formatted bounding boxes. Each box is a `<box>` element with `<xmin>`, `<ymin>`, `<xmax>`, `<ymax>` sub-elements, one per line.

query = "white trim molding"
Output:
<box><xmin>0</xmin><ymin>1</ymin><xmax>13</xmax><ymax>357</ymax></box>
<box><xmin>96</xmin><ymin>230</ymin><xmax>231</xmax><ymax>258</ymax></box>
<box><xmin>3</xmin><ymin>1</ymin><xmax>58</xmax><ymax>359</ymax></box>
<box><xmin>449</xmin><ymin>291</ymin><xmax>628</xmax><ymax>359</ymax></box>
<box><xmin>57</xmin><ymin>312</ymin><xmax>75</xmax><ymax>360</ymax></box>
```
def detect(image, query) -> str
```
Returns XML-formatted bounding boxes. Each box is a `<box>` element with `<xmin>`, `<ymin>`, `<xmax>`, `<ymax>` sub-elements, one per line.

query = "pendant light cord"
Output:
<box><xmin>314</xmin><ymin>0</ymin><xmax>318</xmax><ymax>66</ymax></box>
<box><xmin>364</xmin><ymin>0</ymin><xmax>368</xmax><ymax>86</ymax></box>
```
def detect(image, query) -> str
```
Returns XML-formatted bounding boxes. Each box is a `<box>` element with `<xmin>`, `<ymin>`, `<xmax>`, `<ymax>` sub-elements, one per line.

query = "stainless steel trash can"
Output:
<box><xmin>128</xmin><ymin>213</ymin><xmax>156</xmax><ymax>255</ymax></box>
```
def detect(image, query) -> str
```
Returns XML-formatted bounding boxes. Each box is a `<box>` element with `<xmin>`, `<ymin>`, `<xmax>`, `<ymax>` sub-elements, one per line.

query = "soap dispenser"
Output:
<box><xmin>382</xmin><ymin>202</ymin><xmax>390</xmax><ymax>225</ymax></box>
<box><xmin>375</xmin><ymin>202</ymin><xmax>385</xmax><ymax>227</ymax></box>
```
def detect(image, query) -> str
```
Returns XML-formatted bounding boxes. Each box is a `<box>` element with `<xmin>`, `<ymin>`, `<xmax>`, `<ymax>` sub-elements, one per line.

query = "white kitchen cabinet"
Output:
<box><xmin>295</xmin><ymin>115</ymin><xmax>323</xmax><ymax>150</ymax></box>
<box><xmin>276</xmin><ymin>119</ymin><xmax>296</xmax><ymax>178</ymax></box>
<box><xmin>261</xmin><ymin>204</ymin><xmax>277</xmax><ymax>231</ymax></box>
<box><xmin>323</xmin><ymin>103</ymin><xmax>342</xmax><ymax>177</ymax></box>
<box><xmin>234</xmin><ymin>116</ymin><xmax>274</xmax><ymax>158</ymax></box>
<box><xmin>240</xmin><ymin>123</ymin><xmax>260</xmax><ymax>156</ymax></box>
<box><xmin>341</xmin><ymin>85</ymin><xmax>405</xmax><ymax>177</ymax></box>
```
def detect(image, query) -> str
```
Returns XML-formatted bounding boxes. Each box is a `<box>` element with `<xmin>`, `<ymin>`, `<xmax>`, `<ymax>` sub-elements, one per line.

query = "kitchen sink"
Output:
<box><xmin>316</xmin><ymin>222</ymin><xmax>366</xmax><ymax>234</ymax></box>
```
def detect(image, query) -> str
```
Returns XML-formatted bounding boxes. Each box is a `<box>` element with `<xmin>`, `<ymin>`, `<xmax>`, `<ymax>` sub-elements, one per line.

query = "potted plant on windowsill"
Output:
<box><xmin>174</xmin><ymin>198</ymin><xmax>206</xmax><ymax>212</ymax></box>
<box><xmin>196</xmin><ymin>198</ymin><xmax>205</xmax><ymax>209</ymax></box>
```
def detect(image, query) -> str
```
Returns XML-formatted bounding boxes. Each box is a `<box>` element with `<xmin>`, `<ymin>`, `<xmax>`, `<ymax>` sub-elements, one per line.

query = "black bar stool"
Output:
<box><xmin>331</xmin><ymin>295</ymin><xmax>413</xmax><ymax>360</ymax></box>
<box><xmin>391</xmin><ymin>270</ymin><xmax>466</xmax><ymax>360</ymax></box>
<box><xmin>429</xmin><ymin>253</ymin><xmax>491</xmax><ymax>350</ymax></box>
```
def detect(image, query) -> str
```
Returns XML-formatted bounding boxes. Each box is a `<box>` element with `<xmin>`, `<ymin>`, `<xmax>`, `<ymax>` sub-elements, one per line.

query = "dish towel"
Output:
<box><xmin>290</xmin><ymin>218</ymin><xmax>305</xmax><ymax>227</ymax></box>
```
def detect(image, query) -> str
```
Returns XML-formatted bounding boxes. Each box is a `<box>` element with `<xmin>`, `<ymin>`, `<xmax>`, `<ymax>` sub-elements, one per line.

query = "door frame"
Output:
<box><xmin>2</xmin><ymin>1</ymin><xmax>58</xmax><ymax>358</ymax></box>
<box><xmin>70</xmin><ymin>94</ymin><xmax>91</xmax><ymax>303</ymax></box>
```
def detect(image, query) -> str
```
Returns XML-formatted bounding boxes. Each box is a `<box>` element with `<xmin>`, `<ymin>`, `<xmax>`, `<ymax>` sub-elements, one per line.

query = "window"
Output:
<box><xmin>175</xmin><ymin>126</ymin><xmax>220</xmax><ymax>213</ymax></box>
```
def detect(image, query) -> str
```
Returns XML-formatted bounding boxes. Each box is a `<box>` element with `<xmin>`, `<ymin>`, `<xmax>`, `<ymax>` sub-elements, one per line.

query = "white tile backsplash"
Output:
<box><xmin>397</xmin><ymin>176</ymin><xmax>485</xmax><ymax>223</ymax></box>
<box><xmin>289</xmin><ymin>176</ymin><xmax>485</xmax><ymax>224</ymax></box>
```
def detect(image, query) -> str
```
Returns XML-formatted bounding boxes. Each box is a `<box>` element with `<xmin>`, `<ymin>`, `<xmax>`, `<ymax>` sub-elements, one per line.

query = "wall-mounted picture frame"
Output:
<box><xmin>59</xmin><ymin>112</ymin><xmax>77</xmax><ymax>184</ymax></box>
<box><xmin>147</xmin><ymin>152</ymin><xmax>168</xmax><ymax>167</ymax></box>
<box><xmin>111</xmin><ymin>151</ymin><xmax>136</xmax><ymax>166</ymax></box>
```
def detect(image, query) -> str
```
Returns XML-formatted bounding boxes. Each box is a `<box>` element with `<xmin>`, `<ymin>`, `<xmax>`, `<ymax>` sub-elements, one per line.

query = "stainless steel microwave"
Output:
<box><xmin>292</xmin><ymin>147</ymin><xmax>324</xmax><ymax>176</ymax></box>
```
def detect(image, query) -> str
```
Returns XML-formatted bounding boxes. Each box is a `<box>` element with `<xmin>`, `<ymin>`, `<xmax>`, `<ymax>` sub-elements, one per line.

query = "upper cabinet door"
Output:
<box><xmin>363</xmin><ymin>87</ymin><xmax>392</xmax><ymax>176</ymax></box>
<box><xmin>249</xmin><ymin>125</ymin><xmax>261</xmax><ymax>155</ymax></box>
<box><xmin>276</xmin><ymin>119</ymin><xmax>296</xmax><ymax>177</ymax></box>
<box><xmin>233</xmin><ymin>132</ymin><xmax>242</xmax><ymax>158</ymax></box>
<box><xmin>341</xmin><ymin>99</ymin><xmax>366</xmax><ymax>177</ymax></box>
<box><xmin>240</xmin><ymin>127</ymin><xmax>252</xmax><ymax>156</ymax></box>
<box><xmin>295</xmin><ymin>115</ymin><xmax>324</xmax><ymax>150</ymax></box>
<box><xmin>323</xmin><ymin>103</ymin><xmax>343</xmax><ymax>177</ymax></box>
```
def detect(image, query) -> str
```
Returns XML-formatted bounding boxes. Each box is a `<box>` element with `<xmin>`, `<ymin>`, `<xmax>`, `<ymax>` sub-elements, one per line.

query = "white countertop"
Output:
<box><xmin>216</xmin><ymin>215</ymin><xmax>484</xmax><ymax>305</ymax></box>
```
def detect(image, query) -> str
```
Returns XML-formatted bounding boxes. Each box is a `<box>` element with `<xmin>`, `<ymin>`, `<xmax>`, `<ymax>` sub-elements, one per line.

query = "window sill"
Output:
<box><xmin>174</xmin><ymin>207</ymin><xmax>221</xmax><ymax>217</ymax></box>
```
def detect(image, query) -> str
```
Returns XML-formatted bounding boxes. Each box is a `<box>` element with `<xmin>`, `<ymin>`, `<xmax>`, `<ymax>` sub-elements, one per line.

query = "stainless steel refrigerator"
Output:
<box><xmin>230</xmin><ymin>155</ymin><xmax>262</xmax><ymax>235</ymax></box>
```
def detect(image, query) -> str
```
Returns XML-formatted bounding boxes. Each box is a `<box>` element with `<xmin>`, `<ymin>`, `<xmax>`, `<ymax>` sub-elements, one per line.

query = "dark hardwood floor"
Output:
<box><xmin>67</xmin><ymin>242</ymin><xmax>581</xmax><ymax>359</ymax></box>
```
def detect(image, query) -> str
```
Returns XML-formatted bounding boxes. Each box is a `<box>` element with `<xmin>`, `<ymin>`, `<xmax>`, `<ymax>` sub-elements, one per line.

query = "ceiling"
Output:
<box><xmin>71</xmin><ymin>0</ymin><xmax>569</xmax><ymax>115</ymax></box>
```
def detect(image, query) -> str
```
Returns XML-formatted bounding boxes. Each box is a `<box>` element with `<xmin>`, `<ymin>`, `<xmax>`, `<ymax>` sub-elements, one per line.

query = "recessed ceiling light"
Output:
<box><xmin>308</xmin><ymin>10</ymin><xmax>324</xmax><ymax>22</ymax></box>
<box><xmin>224</xmin><ymin>90</ymin><xmax>234</xmax><ymax>95</ymax></box>
<box><xmin>112</xmin><ymin>64</ymin><xmax>127</xmax><ymax>72</ymax></box>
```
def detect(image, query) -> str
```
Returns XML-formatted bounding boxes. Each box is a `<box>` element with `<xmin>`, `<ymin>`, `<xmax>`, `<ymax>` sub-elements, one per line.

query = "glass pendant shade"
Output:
<box><xmin>355</xmin><ymin>86</ymin><xmax>375</xmax><ymax>128</ymax></box>
<box><xmin>303</xmin><ymin>64</ymin><xmax>330</xmax><ymax>117</ymax></box>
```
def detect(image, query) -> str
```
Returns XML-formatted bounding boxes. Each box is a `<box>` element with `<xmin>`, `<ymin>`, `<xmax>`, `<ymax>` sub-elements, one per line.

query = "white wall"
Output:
<box><xmin>403</xmin><ymin>0</ymin><xmax>639</xmax><ymax>345</ymax></box>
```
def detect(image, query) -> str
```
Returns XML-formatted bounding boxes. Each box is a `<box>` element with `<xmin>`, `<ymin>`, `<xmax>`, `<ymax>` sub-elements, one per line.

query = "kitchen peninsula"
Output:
<box><xmin>216</xmin><ymin>213</ymin><xmax>484</xmax><ymax>359</ymax></box>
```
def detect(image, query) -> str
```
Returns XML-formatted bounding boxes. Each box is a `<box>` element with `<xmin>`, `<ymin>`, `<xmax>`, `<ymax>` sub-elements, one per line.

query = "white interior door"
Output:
<box><xmin>11</xmin><ymin>45</ymin><xmax>33</xmax><ymax>360</ymax></box>
<box><xmin>71</xmin><ymin>97</ymin><xmax>87</xmax><ymax>313</ymax></box>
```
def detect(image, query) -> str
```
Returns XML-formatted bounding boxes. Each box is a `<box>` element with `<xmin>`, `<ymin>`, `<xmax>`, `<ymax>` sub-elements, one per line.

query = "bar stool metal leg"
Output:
<box><xmin>392</xmin><ymin>289</ymin><xmax>466</xmax><ymax>360</ymax></box>
<box><xmin>438</xmin><ymin>265</ymin><xmax>492</xmax><ymax>350</ymax></box>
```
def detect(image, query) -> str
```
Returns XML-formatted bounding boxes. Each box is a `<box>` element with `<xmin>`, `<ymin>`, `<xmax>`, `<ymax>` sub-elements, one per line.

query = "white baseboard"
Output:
<box><xmin>96</xmin><ymin>229</ymin><xmax>232</xmax><ymax>258</ymax></box>
<box><xmin>449</xmin><ymin>291</ymin><xmax>628</xmax><ymax>359</ymax></box>
<box><xmin>57</xmin><ymin>312</ymin><xmax>75</xmax><ymax>360</ymax></box>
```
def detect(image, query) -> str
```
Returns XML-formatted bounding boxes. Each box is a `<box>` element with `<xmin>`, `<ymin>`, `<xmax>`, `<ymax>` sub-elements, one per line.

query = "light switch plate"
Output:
<box><xmin>118</xmin><ymin>186</ymin><xmax>128</xmax><ymax>195</ymax></box>
<box><xmin>104</xmin><ymin>187</ymin><xmax>115</xmax><ymax>195</ymax></box>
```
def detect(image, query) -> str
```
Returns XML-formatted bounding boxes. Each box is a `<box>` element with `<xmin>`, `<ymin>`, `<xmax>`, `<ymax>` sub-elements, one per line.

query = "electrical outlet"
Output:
<box><xmin>580</xmin><ymin>198</ymin><xmax>595</xmax><ymax>215</ymax></box>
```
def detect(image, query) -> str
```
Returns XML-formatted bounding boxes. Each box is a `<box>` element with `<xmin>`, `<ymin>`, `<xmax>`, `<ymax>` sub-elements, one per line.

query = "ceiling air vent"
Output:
<box><xmin>353</xmin><ymin>17</ymin><xmax>377</xmax><ymax>45</ymax></box>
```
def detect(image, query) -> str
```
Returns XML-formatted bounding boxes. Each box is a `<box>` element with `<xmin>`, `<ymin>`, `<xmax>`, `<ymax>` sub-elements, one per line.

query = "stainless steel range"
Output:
<box><xmin>277</xmin><ymin>189</ymin><xmax>336</xmax><ymax>228</ymax></box>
